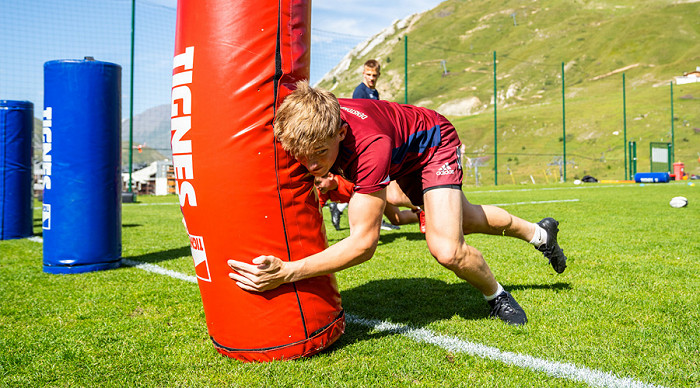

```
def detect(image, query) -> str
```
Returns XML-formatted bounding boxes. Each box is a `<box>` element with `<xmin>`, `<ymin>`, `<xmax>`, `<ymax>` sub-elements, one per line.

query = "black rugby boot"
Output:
<box><xmin>536</xmin><ymin>217</ymin><xmax>567</xmax><ymax>274</ymax></box>
<box><xmin>488</xmin><ymin>291</ymin><xmax>528</xmax><ymax>326</ymax></box>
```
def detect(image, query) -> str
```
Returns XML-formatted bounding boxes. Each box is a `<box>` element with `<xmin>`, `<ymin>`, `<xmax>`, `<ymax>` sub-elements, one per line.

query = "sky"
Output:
<box><xmin>0</xmin><ymin>0</ymin><xmax>444</xmax><ymax>118</ymax></box>
<box><xmin>310</xmin><ymin>0</ymin><xmax>444</xmax><ymax>83</ymax></box>
<box><xmin>311</xmin><ymin>0</ymin><xmax>443</xmax><ymax>37</ymax></box>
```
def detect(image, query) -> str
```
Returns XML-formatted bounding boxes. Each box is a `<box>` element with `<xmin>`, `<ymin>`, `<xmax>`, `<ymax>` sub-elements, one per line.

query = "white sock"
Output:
<box><xmin>484</xmin><ymin>283</ymin><xmax>505</xmax><ymax>301</ymax></box>
<box><xmin>529</xmin><ymin>224</ymin><xmax>548</xmax><ymax>248</ymax></box>
<box><xmin>336</xmin><ymin>203</ymin><xmax>348</xmax><ymax>213</ymax></box>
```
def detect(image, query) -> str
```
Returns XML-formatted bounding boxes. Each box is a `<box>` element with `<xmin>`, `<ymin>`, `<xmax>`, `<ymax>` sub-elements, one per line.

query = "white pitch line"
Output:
<box><xmin>487</xmin><ymin>198</ymin><xmax>580</xmax><ymax>207</ymax></box>
<box><xmin>120</xmin><ymin>259</ymin><xmax>663</xmax><ymax>388</ymax></box>
<box><xmin>26</xmin><ymin>236</ymin><xmax>195</xmax><ymax>283</ymax></box>
<box><xmin>121</xmin><ymin>259</ymin><xmax>197</xmax><ymax>283</ymax></box>
<box><xmin>347</xmin><ymin>316</ymin><xmax>662</xmax><ymax>388</ymax></box>
<box><xmin>131</xmin><ymin>202</ymin><xmax>180</xmax><ymax>206</ymax></box>
<box><xmin>467</xmin><ymin>184</ymin><xmax>636</xmax><ymax>194</ymax></box>
<box><xmin>25</xmin><ymin>237</ymin><xmax>663</xmax><ymax>388</ymax></box>
<box><xmin>33</xmin><ymin>202</ymin><xmax>179</xmax><ymax>210</ymax></box>
<box><xmin>34</xmin><ymin>199</ymin><xmax>576</xmax><ymax>211</ymax></box>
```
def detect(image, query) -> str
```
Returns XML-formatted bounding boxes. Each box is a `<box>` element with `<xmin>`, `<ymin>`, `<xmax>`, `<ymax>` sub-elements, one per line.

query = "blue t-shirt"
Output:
<box><xmin>352</xmin><ymin>83</ymin><xmax>380</xmax><ymax>100</ymax></box>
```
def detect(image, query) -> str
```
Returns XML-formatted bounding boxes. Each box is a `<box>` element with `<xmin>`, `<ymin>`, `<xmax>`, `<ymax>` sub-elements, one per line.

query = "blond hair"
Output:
<box><xmin>274</xmin><ymin>81</ymin><xmax>342</xmax><ymax>157</ymax></box>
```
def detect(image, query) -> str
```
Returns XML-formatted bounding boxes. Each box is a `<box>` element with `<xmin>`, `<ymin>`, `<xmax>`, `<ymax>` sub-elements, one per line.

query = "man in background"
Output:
<box><xmin>352</xmin><ymin>59</ymin><xmax>381</xmax><ymax>100</ymax></box>
<box><xmin>328</xmin><ymin>59</ymin><xmax>387</xmax><ymax>230</ymax></box>
<box><xmin>340</xmin><ymin>58</ymin><xmax>401</xmax><ymax>230</ymax></box>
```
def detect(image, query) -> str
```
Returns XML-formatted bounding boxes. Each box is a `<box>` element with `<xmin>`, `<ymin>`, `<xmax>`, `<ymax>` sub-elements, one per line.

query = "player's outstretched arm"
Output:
<box><xmin>228</xmin><ymin>190</ymin><xmax>386</xmax><ymax>292</ymax></box>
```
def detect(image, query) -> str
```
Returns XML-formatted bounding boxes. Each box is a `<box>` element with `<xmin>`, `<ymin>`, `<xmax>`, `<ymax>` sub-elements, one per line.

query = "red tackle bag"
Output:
<box><xmin>172</xmin><ymin>0</ymin><xmax>345</xmax><ymax>362</ymax></box>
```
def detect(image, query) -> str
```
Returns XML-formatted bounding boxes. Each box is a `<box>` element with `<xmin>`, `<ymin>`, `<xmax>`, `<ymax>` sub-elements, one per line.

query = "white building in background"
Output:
<box><xmin>123</xmin><ymin>160</ymin><xmax>175</xmax><ymax>196</ymax></box>
<box><xmin>675</xmin><ymin>66</ymin><xmax>700</xmax><ymax>85</ymax></box>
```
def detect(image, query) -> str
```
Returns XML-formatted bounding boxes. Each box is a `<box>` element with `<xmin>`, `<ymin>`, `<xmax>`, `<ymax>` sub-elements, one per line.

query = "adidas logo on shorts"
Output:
<box><xmin>436</xmin><ymin>163</ymin><xmax>454</xmax><ymax>176</ymax></box>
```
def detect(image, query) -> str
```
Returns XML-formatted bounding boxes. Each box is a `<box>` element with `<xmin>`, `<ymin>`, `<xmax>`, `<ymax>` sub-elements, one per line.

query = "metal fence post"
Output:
<box><xmin>493</xmin><ymin>51</ymin><xmax>498</xmax><ymax>186</ymax></box>
<box><xmin>562</xmin><ymin>61</ymin><xmax>566</xmax><ymax>182</ymax></box>
<box><xmin>622</xmin><ymin>73</ymin><xmax>627</xmax><ymax>181</ymax></box>
<box><xmin>128</xmin><ymin>0</ymin><xmax>136</xmax><ymax>193</ymax></box>
<box><xmin>404</xmin><ymin>35</ymin><xmax>408</xmax><ymax>104</ymax></box>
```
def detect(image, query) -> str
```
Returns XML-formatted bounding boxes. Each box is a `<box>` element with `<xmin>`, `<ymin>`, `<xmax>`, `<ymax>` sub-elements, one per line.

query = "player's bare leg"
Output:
<box><xmin>423</xmin><ymin>188</ymin><xmax>497</xmax><ymax>294</ymax></box>
<box><xmin>460</xmin><ymin>199</ymin><xmax>535</xmax><ymax>239</ymax></box>
<box><xmin>460</xmin><ymin>196</ymin><xmax>567</xmax><ymax>273</ymax></box>
<box><xmin>386</xmin><ymin>181</ymin><xmax>417</xmax><ymax>209</ymax></box>
<box><xmin>423</xmin><ymin>188</ymin><xmax>527</xmax><ymax>325</ymax></box>
<box><xmin>383</xmin><ymin>203</ymin><xmax>419</xmax><ymax>226</ymax></box>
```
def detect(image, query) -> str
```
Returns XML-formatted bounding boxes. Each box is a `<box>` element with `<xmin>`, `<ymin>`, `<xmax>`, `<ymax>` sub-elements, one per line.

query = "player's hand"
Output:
<box><xmin>227</xmin><ymin>255</ymin><xmax>288</xmax><ymax>292</ymax></box>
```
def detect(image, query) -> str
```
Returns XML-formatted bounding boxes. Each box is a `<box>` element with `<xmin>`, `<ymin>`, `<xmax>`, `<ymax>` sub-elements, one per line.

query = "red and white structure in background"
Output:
<box><xmin>675</xmin><ymin>66</ymin><xmax>700</xmax><ymax>85</ymax></box>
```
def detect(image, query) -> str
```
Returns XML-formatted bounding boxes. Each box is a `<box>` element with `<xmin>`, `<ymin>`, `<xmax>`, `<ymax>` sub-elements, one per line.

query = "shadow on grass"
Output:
<box><xmin>124</xmin><ymin>245</ymin><xmax>191</xmax><ymax>264</ymax></box>
<box><xmin>377</xmin><ymin>231</ymin><xmax>426</xmax><ymax>244</ymax></box>
<box><xmin>340</xmin><ymin>277</ymin><xmax>571</xmax><ymax>328</ymax></box>
<box><xmin>31</xmin><ymin>216</ymin><xmax>42</xmax><ymax>236</ymax></box>
<box><xmin>32</xmin><ymin>218</ymin><xmax>142</xmax><ymax>229</ymax></box>
<box><xmin>319</xmin><ymin>278</ymin><xmax>572</xmax><ymax>355</ymax></box>
<box><xmin>328</xmin><ymin>230</ymin><xmax>426</xmax><ymax>245</ymax></box>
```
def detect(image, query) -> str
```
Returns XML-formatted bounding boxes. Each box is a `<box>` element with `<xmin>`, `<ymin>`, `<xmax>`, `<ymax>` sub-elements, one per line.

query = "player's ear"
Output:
<box><xmin>337</xmin><ymin>123</ymin><xmax>348</xmax><ymax>141</ymax></box>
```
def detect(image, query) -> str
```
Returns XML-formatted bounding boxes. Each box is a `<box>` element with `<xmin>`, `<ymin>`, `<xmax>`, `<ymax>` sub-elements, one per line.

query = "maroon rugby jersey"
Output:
<box><xmin>333</xmin><ymin>98</ymin><xmax>445</xmax><ymax>194</ymax></box>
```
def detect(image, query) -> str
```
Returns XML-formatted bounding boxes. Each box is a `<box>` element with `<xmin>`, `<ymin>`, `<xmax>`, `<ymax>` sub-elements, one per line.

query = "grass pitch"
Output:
<box><xmin>1</xmin><ymin>182</ymin><xmax>698</xmax><ymax>387</ymax></box>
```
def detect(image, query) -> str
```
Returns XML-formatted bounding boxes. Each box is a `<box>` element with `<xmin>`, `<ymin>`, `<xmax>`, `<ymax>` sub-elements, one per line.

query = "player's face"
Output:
<box><xmin>314</xmin><ymin>173</ymin><xmax>338</xmax><ymax>194</ymax></box>
<box><xmin>362</xmin><ymin>67</ymin><xmax>380</xmax><ymax>89</ymax></box>
<box><xmin>298</xmin><ymin>124</ymin><xmax>347</xmax><ymax>177</ymax></box>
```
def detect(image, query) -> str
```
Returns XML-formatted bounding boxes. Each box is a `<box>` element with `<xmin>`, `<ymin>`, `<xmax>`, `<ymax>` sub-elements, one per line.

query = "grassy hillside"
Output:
<box><xmin>318</xmin><ymin>0</ymin><xmax>700</xmax><ymax>184</ymax></box>
<box><xmin>121</xmin><ymin>142</ymin><xmax>167</xmax><ymax>170</ymax></box>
